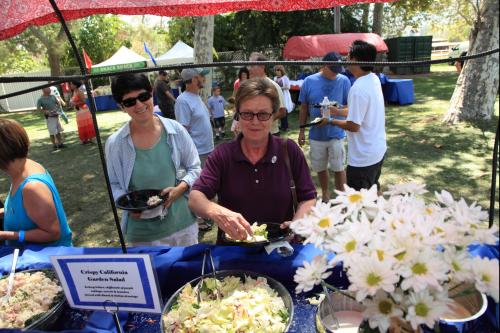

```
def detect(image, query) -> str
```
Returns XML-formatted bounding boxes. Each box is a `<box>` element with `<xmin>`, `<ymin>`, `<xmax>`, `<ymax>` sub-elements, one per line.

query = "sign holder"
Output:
<box><xmin>103</xmin><ymin>300</ymin><xmax>123</xmax><ymax>333</ymax></box>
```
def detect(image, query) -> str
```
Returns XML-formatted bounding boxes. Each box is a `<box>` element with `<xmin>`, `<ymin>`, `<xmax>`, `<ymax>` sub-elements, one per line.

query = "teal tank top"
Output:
<box><xmin>4</xmin><ymin>172</ymin><xmax>73</xmax><ymax>247</ymax></box>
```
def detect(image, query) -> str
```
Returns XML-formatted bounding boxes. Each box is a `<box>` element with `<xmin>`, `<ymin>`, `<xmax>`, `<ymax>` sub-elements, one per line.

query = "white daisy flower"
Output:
<box><xmin>400</xmin><ymin>250</ymin><xmax>448</xmax><ymax>292</ymax></box>
<box><xmin>347</xmin><ymin>257</ymin><xmax>399</xmax><ymax>302</ymax></box>
<box><xmin>363</xmin><ymin>291</ymin><xmax>404</xmax><ymax>333</ymax></box>
<box><xmin>470</xmin><ymin>257</ymin><xmax>499</xmax><ymax>302</ymax></box>
<box><xmin>469</xmin><ymin>223</ymin><xmax>499</xmax><ymax>246</ymax></box>
<box><xmin>328</xmin><ymin>218</ymin><xmax>373</xmax><ymax>267</ymax></box>
<box><xmin>406</xmin><ymin>290</ymin><xmax>448</xmax><ymax>330</ymax></box>
<box><xmin>294</xmin><ymin>255</ymin><xmax>332</xmax><ymax>293</ymax></box>
<box><xmin>331</xmin><ymin>184</ymin><xmax>378</xmax><ymax>216</ymax></box>
<box><xmin>443</xmin><ymin>248</ymin><xmax>473</xmax><ymax>282</ymax></box>
<box><xmin>384</xmin><ymin>182</ymin><xmax>427</xmax><ymax>196</ymax></box>
<box><xmin>435</xmin><ymin>190</ymin><xmax>456</xmax><ymax>207</ymax></box>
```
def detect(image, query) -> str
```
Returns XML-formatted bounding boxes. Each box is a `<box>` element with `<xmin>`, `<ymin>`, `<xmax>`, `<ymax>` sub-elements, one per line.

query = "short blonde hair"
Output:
<box><xmin>274</xmin><ymin>65</ymin><xmax>286</xmax><ymax>75</ymax></box>
<box><xmin>235</xmin><ymin>78</ymin><xmax>280</xmax><ymax>114</ymax></box>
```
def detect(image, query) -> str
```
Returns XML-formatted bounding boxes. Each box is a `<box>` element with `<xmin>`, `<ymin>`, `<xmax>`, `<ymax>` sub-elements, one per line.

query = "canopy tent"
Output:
<box><xmin>0</xmin><ymin>0</ymin><xmax>395</xmax><ymax>40</ymax></box>
<box><xmin>283</xmin><ymin>33</ymin><xmax>388</xmax><ymax>60</ymax></box>
<box><xmin>92</xmin><ymin>46</ymin><xmax>148</xmax><ymax>74</ymax></box>
<box><xmin>154</xmin><ymin>40</ymin><xmax>194</xmax><ymax>66</ymax></box>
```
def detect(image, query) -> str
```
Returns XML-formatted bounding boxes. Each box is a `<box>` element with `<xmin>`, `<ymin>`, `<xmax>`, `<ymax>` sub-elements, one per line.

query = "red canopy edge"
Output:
<box><xmin>0</xmin><ymin>0</ymin><xmax>395</xmax><ymax>41</ymax></box>
<box><xmin>283</xmin><ymin>33</ymin><xmax>389</xmax><ymax>59</ymax></box>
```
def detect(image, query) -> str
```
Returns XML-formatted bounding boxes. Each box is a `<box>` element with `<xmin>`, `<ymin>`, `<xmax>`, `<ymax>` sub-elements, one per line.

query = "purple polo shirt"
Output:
<box><xmin>192</xmin><ymin>134</ymin><xmax>317</xmax><ymax>224</ymax></box>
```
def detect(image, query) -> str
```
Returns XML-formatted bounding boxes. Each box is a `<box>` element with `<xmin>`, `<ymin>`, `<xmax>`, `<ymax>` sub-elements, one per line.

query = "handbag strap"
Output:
<box><xmin>282</xmin><ymin>139</ymin><xmax>298</xmax><ymax>214</ymax></box>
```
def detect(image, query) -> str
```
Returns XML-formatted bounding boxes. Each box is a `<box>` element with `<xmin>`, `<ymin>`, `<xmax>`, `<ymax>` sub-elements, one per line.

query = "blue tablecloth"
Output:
<box><xmin>383</xmin><ymin>78</ymin><xmax>415</xmax><ymax>105</ymax></box>
<box><xmin>85</xmin><ymin>95</ymin><xmax>119</xmax><ymax>111</ymax></box>
<box><xmin>0</xmin><ymin>244</ymin><xmax>498</xmax><ymax>333</ymax></box>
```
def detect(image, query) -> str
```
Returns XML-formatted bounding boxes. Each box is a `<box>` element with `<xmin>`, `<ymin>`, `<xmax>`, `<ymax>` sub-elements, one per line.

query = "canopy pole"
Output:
<box><xmin>489</xmin><ymin>116</ymin><xmax>499</xmax><ymax>228</ymax></box>
<box><xmin>48</xmin><ymin>0</ymin><xmax>127</xmax><ymax>253</ymax></box>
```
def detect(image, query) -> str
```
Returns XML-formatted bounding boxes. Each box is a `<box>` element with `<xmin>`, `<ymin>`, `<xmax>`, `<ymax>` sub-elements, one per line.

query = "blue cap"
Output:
<box><xmin>322</xmin><ymin>52</ymin><xmax>343</xmax><ymax>73</ymax></box>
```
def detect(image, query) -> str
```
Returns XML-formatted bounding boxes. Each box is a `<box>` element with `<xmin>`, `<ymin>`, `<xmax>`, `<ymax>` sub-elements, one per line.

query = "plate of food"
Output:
<box><xmin>223</xmin><ymin>222</ymin><xmax>291</xmax><ymax>247</ymax></box>
<box><xmin>0</xmin><ymin>269</ymin><xmax>66</xmax><ymax>330</ymax></box>
<box><xmin>299</xmin><ymin>117</ymin><xmax>324</xmax><ymax>128</ymax></box>
<box><xmin>161</xmin><ymin>270</ymin><xmax>293</xmax><ymax>333</ymax></box>
<box><xmin>115</xmin><ymin>189</ymin><xmax>168</xmax><ymax>212</ymax></box>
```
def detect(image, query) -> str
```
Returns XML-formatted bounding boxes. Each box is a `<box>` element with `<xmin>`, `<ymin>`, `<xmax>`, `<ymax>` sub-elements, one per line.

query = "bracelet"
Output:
<box><xmin>18</xmin><ymin>230</ymin><xmax>25</xmax><ymax>243</ymax></box>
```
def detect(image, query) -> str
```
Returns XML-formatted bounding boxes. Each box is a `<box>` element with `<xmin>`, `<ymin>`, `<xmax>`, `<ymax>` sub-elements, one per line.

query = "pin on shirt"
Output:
<box><xmin>271</xmin><ymin>155</ymin><xmax>277</xmax><ymax>164</ymax></box>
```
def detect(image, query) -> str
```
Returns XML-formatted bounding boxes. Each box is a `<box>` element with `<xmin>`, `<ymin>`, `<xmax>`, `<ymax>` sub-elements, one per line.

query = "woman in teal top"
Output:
<box><xmin>106</xmin><ymin>73</ymin><xmax>201</xmax><ymax>246</ymax></box>
<box><xmin>0</xmin><ymin>119</ymin><xmax>72</xmax><ymax>246</ymax></box>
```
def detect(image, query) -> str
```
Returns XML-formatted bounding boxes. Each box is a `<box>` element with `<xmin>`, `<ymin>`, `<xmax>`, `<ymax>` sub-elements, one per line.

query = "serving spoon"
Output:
<box><xmin>1</xmin><ymin>248</ymin><xmax>19</xmax><ymax>303</ymax></box>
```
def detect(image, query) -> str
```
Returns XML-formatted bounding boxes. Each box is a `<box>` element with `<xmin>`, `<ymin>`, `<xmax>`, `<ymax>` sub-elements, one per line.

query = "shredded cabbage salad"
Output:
<box><xmin>0</xmin><ymin>271</ymin><xmax>62</xmax><ymax>328</ymax></box>
<box><xmin>163</xmin><ymin>275</ymin><xmax>289</xmax><ymax>333</ymax></box>
<box><xmin>226</xmin><ymin>222</ymin><xmax>269</xmax><ymax>243</ymax></box>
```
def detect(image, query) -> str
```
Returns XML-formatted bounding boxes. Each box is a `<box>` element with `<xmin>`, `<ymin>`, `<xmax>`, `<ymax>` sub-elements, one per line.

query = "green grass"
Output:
<box><xmin>1</xmin><ymin>65</ymin><xmax>498</xmax><ymax>247</ymax></box>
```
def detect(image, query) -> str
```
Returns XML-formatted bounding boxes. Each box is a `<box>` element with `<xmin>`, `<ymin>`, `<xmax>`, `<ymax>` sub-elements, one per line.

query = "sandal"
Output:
<box><xmin>198</xmin><ymin>220</ymin><xmax>212</xmax><ymax>231</ymax></box>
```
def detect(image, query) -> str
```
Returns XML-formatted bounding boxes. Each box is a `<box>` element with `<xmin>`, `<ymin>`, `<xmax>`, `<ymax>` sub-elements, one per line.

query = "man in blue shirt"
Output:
<box><xmin>298</xmin><ymin>52</ymin><xmax>351</xmax><ymax>202</ymax></box>
<box><xmin>175</xmin><ymin>68</ymin><xmax>214</xmax><ymax>167</ymax></box>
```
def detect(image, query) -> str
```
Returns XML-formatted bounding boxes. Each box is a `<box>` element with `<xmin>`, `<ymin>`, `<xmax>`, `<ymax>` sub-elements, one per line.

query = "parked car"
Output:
<box><xmin>448</xmin><ymin>41</ymin><xmax>469</xmax><ymax>65</ymax></box>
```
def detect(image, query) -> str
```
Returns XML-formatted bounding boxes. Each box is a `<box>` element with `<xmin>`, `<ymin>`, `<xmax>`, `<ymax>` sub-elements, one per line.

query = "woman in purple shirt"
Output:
<box><xmin>189</xmin><ymin>78</ymin><xmax>317</xmax><ymax>242</ymax></box>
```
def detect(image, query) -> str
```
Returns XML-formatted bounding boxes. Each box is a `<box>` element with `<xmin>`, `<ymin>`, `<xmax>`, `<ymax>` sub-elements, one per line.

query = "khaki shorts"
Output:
<box><xmin>309</xmin><ymin>138</ymin><xmax>346</xmax><ymax>172</ymax></box>
<box><xmin>46</xmin><ymin>116</ymin><xmax>63</xmax><ymax>135</ymax></box>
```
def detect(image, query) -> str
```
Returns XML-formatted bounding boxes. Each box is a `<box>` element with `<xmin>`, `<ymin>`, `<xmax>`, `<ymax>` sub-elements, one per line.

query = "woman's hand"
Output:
<box><xmin>210</xmin><ymin>206</ymin><xmax>253</xmax><ymax>241</ymax></box>
<box><xmin>280</xmin><ymin>221</ymin><xmax>292</xmax><ymax>229</ymax></box>
<box><xmin>161</xmin><ymin>181</ymin><xmax>189</xmax><ymax>209</ymax></box>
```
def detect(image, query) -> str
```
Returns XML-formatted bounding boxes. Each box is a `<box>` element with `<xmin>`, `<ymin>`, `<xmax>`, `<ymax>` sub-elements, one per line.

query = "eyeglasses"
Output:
<box><xmin>238</xmin><ymin>112</ymin><xmax>273</xmax><ymax>121</ymax></box>
<box><xmin>121</xmin><ymin>91</ymin><xmax>152</xmax><ymax>108</ymax></box>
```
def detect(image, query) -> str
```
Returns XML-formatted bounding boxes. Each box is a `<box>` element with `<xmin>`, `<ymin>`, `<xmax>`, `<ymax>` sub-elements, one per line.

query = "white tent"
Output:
<box><xmin>92</xmin><ymin>46</ymin><xmax>148</xmax><ymax>74</ymax></box>
<box><xmin>154</xmin><ymin>41</ymin><xmax>194</xmax><ymax>66</ymax></box>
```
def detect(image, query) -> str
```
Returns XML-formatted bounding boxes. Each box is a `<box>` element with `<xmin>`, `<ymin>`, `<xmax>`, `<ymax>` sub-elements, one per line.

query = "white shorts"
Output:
<box><xmin>309</xmin><ymin>138</ymin><xmax>346</xmax><ymax>172</ymax></box>
<box><xmin>46</xmin><ymin>117</ymin><xmax>63</xmax><ymax>135</ymax></box>
<box><xmin>129</xmin><ymin>223</ymin><xmax>198</xmax><ymax>247</ymax></box>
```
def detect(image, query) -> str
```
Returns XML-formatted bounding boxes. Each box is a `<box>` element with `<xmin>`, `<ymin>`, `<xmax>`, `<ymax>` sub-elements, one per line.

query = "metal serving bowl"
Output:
<box><xmin>161</xmin><ymin>269</ymin><xmax>294</xmax><ymax>332</ymax></box>
<box><xmin>0</xmin><ymin>268</ymin><xmax>66</xmax><ymax>330</ymax></box>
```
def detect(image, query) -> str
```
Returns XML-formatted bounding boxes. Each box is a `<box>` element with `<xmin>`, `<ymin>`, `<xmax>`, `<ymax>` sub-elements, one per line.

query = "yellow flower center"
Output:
<box><xmin>378</xmin><ymin>300</ymin><xmax>393</xmax><ymax>315</ymax></box>
<box><xmin>318</xmin><ymin>217</ymin><xmax>330</xmax><ymax>228</ymax></box>
<box><xmin>345</xmin><ymin>240</ymin><xmax>356</xmax><ymax>252</ymax></box>
<box><xmin>452</xmin><ymin>261</ymin><xmax>461</xmax><ymax>271</ymax></box>
<box><xmin>434</xmin><ymin>227</ymin><xmax>444</xmax><ymax>234</ymax></box>
<box><xmin>481</xmin><ymin>274</ymin><xmax>490</xmax><ymax>282</ymax></box>
<box><xmin>366</xmin><ymin>273</ymin><xmax>382</xmax><ymax>286</ymax></box>
<box><xmin>426</xmin><ymin>208</ymin><xmax>433</xmax><ymax>214</ymax></box>
<box><xmin>412</xmin><ymin>262</ymin><xmax>428</xmax><ymax>275</ymax></box>
<box><xmin>376</xmin><ymin>250</ymin><xmax>385</xmax><ymax>261</ymax></box>
<box><xmin>395</xmin><ymin>251</ymin><xmax>406</xmax><ymax>261</ymax></box>
<box><xmin>415</xmin><ymin>303</ymin><xmax>429</xmax><ymax>317</ymax></box>
<box><xmin>348</xmin><ymin>194</ymin><xmax>362</xmax><ymax>203</ymax></box>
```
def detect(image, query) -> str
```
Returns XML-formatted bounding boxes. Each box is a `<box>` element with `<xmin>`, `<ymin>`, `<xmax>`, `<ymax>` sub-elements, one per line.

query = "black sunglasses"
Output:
<box><xmin>238</xmin><ymin>112</ymin><xmax>273</xmax><ymax>121</ymax></box>
<box><xmin>121</xmin><ymin>91</ymin><xmax>152</xmax><ymax>108</ymax></box>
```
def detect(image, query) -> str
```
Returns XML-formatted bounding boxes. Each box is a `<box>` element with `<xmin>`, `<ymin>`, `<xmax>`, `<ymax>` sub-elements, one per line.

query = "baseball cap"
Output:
<box><xmin>322</xmin><ymin>52</ymin><xmax>343</xmax><ymax>74</ymax></box>
<box><xmin>181</xmin><ymin>68</ymin><xmax>210</xmax><ymax>81</ymax></box>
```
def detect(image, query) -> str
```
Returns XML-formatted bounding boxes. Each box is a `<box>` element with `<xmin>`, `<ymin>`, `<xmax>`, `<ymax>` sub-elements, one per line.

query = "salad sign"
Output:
<box><xmin>50</xmin><ymin>254</ymin><xmax>162</xmax><ymax>313</ymax></box>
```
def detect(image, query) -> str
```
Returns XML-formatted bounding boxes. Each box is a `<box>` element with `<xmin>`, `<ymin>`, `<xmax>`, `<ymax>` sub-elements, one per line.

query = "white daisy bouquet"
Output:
<box><xmin>291</xmin><ymin>183</ymin><xmax>499</xmax><ymax>333</ymax></box>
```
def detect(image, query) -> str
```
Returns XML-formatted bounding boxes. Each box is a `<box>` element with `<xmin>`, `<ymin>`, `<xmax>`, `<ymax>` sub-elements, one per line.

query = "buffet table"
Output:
<box><xmin>0</xmin><ymin>244</ymin><xmax>498</xmax><ymax>333</ymax></box>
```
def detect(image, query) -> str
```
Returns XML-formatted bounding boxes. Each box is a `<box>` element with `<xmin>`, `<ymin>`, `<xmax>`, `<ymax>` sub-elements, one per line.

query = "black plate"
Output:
<box><xmin>161</xmin><ymin>270</ymin><xmax>294</xmax><ymax>333</ymax></box>
<box><xmin>223</xmin><ymin>222</ymin><xmax>291</xmax><ymax>247</ymax></box>
<box><xmin>0</xmin><ymin>268</ymin><xmax>66</xmax><ymax>330</ymax></box>
<box><xmin>299</xmin><ymin>117</ymin><xmax>324</xmax><ymax>128</ymax></box>
<box><xmin>115</xmin><ymin>189</ymin><xmax>167</xmax><ymax>212</ymax></box>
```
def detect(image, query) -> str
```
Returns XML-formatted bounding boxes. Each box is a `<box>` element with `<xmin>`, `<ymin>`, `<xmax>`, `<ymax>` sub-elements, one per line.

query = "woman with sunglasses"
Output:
<box><xmin>69</xmin><ymin>80</ymin><xmax>96</xmax><ymax>144</ymax></box>
<box><xmin>189</xmin><ymin>78</ymin><xmax>317</xmax><ymax>242</ymax></box>
<box><xmin>106</xmin><ymin>73</ymin><xmax>201</xmax><ymax>246</ymax></box>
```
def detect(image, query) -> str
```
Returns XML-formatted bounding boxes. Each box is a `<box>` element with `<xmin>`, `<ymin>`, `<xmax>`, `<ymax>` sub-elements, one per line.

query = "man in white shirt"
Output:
<box><xmin>248</xmin><ymin>52</ymin><xmax>286</xmax><ymax>136</ymax></box>
<box><xmin>328</xmin><ymin>40</ymin><xmax>387</xmax><ymax>191</ymax></box>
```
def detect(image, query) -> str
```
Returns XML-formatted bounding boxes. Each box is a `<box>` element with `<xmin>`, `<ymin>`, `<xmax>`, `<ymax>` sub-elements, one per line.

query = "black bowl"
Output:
<box><xmin>116</xmin><ymin>189</ymin><xmax>167</xmax><ymax>212</ymax></box>
<box><xmin>0</xmin><ymin>268</ymin><xmax>66</xmax><ymax>330</ymax></box>
<box><xmin>161</xmin><ymin>270</ymin><xmax>294</xmax><ymax>332</ymax></box>
<box><xmin>223</xmin><ymin>222</ymin><xmax>291</xmax><ymax>247</ymax></box>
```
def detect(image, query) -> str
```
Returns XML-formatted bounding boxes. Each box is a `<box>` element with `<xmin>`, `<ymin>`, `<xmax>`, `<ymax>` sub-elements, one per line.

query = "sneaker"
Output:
<box><xmin>52</xmin><ymin>145</ymin><xmax>59</xmax><ymax>150</ymax></box>
<box><xmin>58</xmin><ymin>143</ymin><xmax>67</xmax><ymax>149</ymax></box>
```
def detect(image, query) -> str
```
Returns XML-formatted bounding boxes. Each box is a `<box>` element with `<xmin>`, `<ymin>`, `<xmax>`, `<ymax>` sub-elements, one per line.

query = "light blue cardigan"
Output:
<box><xmin>104</xmin><ymin>115</ymin><xmax>201</xmax><ymax>231</ymax></box>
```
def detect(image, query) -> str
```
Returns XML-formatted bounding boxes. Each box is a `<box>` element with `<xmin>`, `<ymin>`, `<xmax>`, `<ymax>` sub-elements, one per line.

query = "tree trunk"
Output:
<box><xmin>48</xmin><ymin>50</ymin><xmax>62</xmax><ymax>77</ymax></box>
<box><xmin>444</xmin><ymin>0</ymin><xmax>499</xmax><ymax>124</ymax></box>
<box><xmin>361</xmin><ymin>4</ymin><xmax>370</xmax><ymax>29</ymax></box>
<box><xmin>194</xmin><ymin>16</ymin><xmax>214</xmax><ymax>103</ymax></box>
<box><xmin>372</xmin><ymin>3</ymin><xmax>384</xmax><ymax>35</ymax></box>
